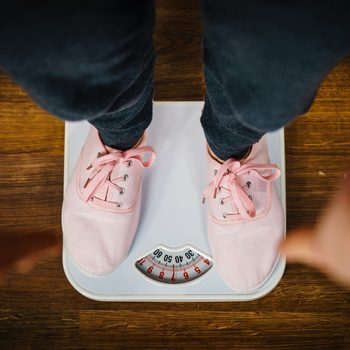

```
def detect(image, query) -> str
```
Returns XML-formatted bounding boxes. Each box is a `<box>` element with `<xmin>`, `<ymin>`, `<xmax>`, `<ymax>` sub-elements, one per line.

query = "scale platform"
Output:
<box><xmin>62</xmin><ymin>101</ymin><xmax>286</xmax><ymax>302</ymax></box>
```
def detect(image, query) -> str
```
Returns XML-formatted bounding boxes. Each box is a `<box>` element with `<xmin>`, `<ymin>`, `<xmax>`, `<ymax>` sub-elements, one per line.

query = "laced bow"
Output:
<box><xmin>202</xmin><ymin>158</ymin><xmax>280</xmax><ymax>219</ymax></box>
<box><xmin>81</xmin><ymin>146</ymin><xmax>156</xmax><ymax>202</ymax></box>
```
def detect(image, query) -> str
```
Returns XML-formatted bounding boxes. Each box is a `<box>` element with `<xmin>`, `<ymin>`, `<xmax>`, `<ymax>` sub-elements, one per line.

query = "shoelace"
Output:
<box><xmin>202</xmin><ymin>158</ymin><xmax>280</xmax><ymax>219</ymax></box>
<box><xmin>81</xmin><ymin>146</ymin><xmax>156</xmax><ymax>203</ymax></box>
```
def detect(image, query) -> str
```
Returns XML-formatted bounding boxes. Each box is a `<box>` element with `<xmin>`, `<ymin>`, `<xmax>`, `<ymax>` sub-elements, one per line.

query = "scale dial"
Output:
<box><xmin>134</xmin><ymin>245</ymin><xmax>213</xmax><ymax>285</ymax></box>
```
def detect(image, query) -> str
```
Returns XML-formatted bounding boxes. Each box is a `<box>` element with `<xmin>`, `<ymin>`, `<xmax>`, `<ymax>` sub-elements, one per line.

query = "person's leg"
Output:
<box><xmin>200</xmin><ymin>0</ymin><xmax>350</xmax><ymax>161</ymax></box>
<box><xmin>200</xmin><ymin>0</ymin><xmax>350</xmax><ymax>293</ymax></box>
<box><xmin>0</xmin><ymin>0</ymin><xmax>155</xmax><ymax>150</ymax></box>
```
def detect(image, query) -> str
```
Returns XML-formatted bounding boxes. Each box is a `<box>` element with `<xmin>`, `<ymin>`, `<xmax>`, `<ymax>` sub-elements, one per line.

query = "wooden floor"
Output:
<box><xmin>1</xmin><ymin>1</ymin><xmax>350</xmax><ymax>349</ymax></box>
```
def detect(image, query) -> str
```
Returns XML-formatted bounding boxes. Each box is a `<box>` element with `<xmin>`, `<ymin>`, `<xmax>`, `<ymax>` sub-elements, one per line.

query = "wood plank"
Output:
<box><xmin>79</xmin><ymin>310</ymin><xmax>350</xmax><ymax>349</ymax></box>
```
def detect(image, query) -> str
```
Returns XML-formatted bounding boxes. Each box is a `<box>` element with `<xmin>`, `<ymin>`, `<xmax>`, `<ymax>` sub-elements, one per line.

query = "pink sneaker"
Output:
<box><xmin>62</xmin><ymin>126</ymin><xmax>156</xmax><ymax>276</ymax></box>
<box><xmin>202</xmin><ymin>137</ymin><xmax>284</xmax><ymax>293</ymax></box>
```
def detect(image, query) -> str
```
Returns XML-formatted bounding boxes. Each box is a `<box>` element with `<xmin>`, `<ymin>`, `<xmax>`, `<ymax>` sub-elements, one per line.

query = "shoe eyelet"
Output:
<box><xmin>119</xmin><ymin>187</ymin><xmax>125</xmax><ymax>195</ymax></box>
<box><xmin>117</xmin><ymin>202</ymin><xmax>123</xmax><ymax>208</ymax></box>
<box><xmin>220</xmin><ymin>199</ymin><xmax>224</xmax><ymax>205</ymax></box>
<box><xmin>246</xmin><ymin>181</ymin><xmax>251</xmax><ymax>188</ymax></box>
<box><xmin>127</xmin><ymin>160</ymin><xmax>133</xmax><ymax>167</ymax></box>
<box><xmin>123</xmin><ymin>174</ymin><xmax>129</xmax><ymax>181</ymax></box>
<box><xmin>213</xmin><ymin>169</ymin><xmax>218</xmax><ymax>176</ymax></box>
<box><xmin>97</xmin><ymin>152</ymin><xmax>102</xmax><ymax>158</ymax></box>
<box><xmin>248</xmin><ymin>195</ymin><xmax>253</xmax><ymax>200</ymax></box>
<box><xmin>222</xmin><ymin>213</ymin><xmax>227</xmax><ymax>219</ymax></box>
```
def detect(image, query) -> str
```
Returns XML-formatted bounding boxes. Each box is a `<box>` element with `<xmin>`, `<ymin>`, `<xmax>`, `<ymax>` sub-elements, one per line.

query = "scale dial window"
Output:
<box><xmin>135</xmin><ymin>245</ymin><xmax>213</xmax><ymax>285</ymax></box>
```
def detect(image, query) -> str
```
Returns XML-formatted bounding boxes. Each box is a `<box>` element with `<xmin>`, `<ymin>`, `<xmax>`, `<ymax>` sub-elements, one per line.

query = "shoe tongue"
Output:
<box><xmin>92</xmin><ymin>159</ymin><xmax>124</xmax><ymax>203</ymax></box>
<box><xmin>222</xmin><ymin>171</ymin><xmax>268</xmax><ymax>218</ymax></box>
<box><xmin>82</xmin><ymin>126</ymin><xmax>138</xmax><ymax>207</ymax></box>
<box><xmin>92</xmin><ymin>182</ymin><xmax>110</xmax><ymax>201</ymax></box>
<box><xmin>207</xmin><ymin>143</ymin><xmax>269</xmax><ymax>218</ymax></box>
<box><xmin>88</xmin><ymin>143</ymin><xmax>125</xmax><ymax>202</ymax></box>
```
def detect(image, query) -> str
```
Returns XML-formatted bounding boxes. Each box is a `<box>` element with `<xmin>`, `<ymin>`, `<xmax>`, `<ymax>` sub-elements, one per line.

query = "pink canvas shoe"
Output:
<box><xmin>202</xmin><ymin>137</ymin><xmax>284</xmax><ymax>293</ymax></box>
<box><xmin>62</xmin><ymin>126</ymin><xmax>156</xmax><ymax>276</ymax></box>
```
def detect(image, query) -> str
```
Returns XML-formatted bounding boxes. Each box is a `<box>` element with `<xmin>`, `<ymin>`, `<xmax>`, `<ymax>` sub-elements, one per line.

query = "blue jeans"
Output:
<box><xmin>1</xmin><ymin>0</ymin><xmax>350</xmax><ymax>160</ymax></box>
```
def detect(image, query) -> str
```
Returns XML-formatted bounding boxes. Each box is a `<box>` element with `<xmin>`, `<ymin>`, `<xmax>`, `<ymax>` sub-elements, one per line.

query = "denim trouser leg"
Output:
<box><xmin>0</xmin><ymin>0</ymin><xmax>155</xmax><ymax>150</ymax></box>
<box><xmin>2</xmin><ymin>1</ymin><xmax>350</xmax><ymax>156</ymax></box>
<box><xmin>200</xmin><ymin>0</ymin><xmax>350</xmax><ymax>160</ymax></box>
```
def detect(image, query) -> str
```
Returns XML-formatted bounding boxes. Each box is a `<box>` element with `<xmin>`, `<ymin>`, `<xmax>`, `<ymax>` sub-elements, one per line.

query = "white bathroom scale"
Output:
<box><xmin>62</xmin><ymin>101</ymin><xmax>286</xmax><ymax>302</ymax></box>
